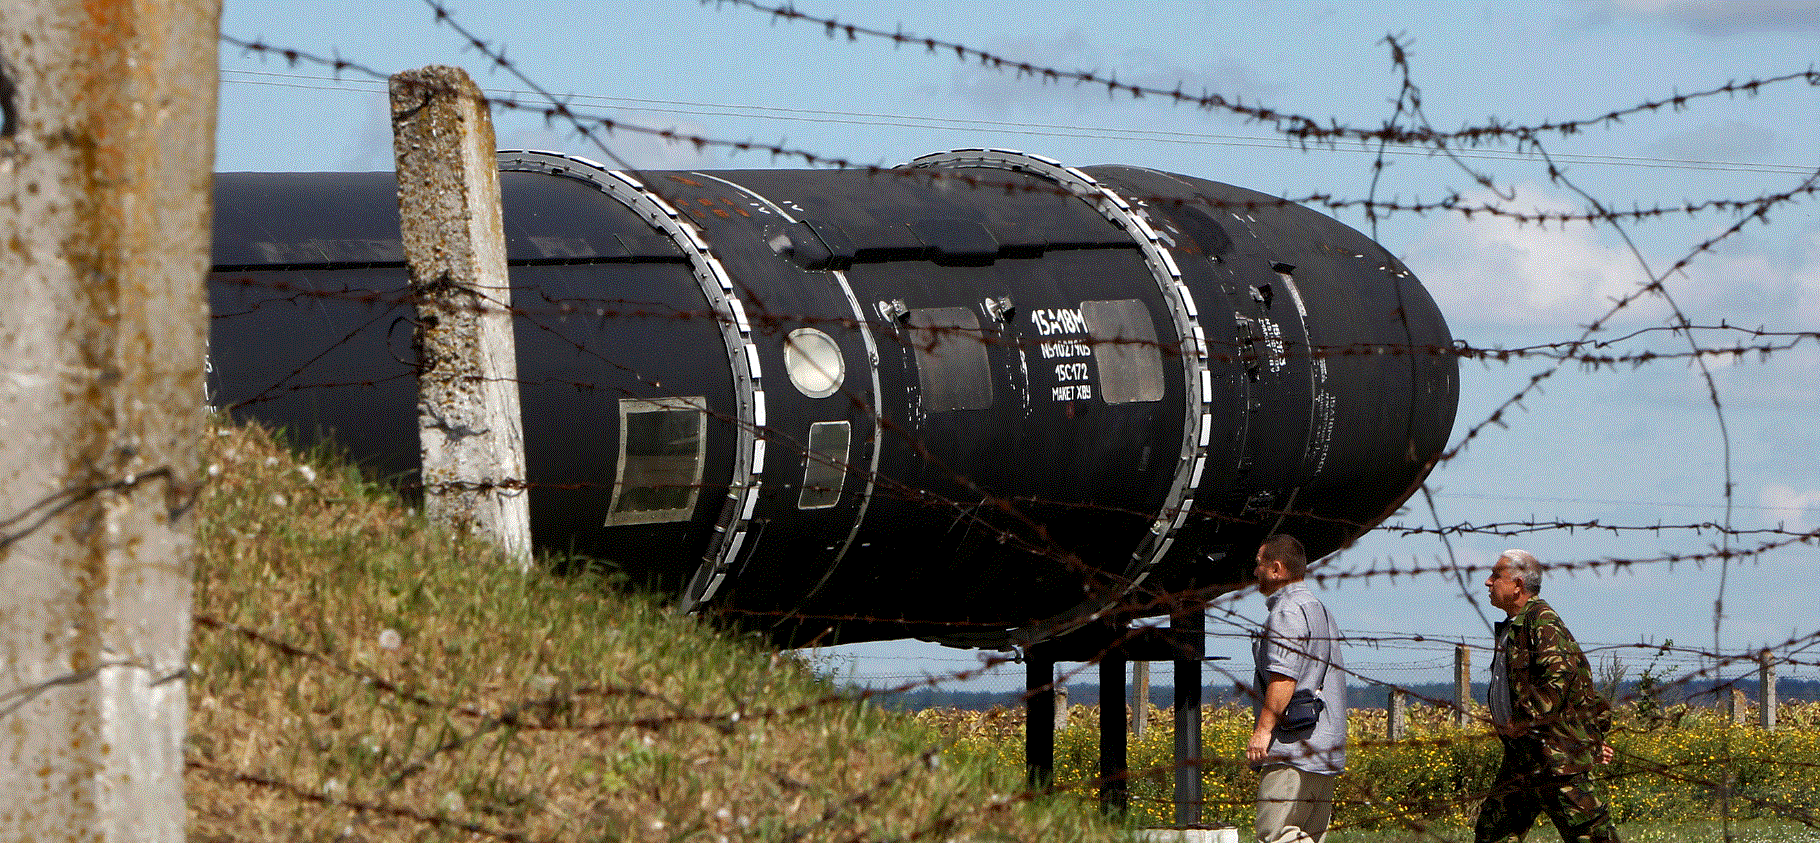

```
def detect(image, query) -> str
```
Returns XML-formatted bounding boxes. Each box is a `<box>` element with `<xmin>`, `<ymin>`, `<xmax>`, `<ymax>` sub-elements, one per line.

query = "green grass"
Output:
<box><xmin>188</xmin><ymin>421</ymin><xmax>1123</xmax><ymax>842</ymax></box>
<box><xmin>187</xmin><ymin>421</ymin><xmax>1820</xmax><ymax>841</ymax></box>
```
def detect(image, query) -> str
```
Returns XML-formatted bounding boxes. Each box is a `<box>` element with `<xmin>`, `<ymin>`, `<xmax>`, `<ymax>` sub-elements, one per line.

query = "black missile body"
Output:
<box><xmin>209</xmin><ymin>149</ymin><xmax>1457</xmax><ymax>648</ymax></box>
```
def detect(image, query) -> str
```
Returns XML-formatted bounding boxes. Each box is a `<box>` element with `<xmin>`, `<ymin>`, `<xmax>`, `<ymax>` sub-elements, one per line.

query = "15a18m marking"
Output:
<box><xmin>1030</xmin><ymin>307</ymin><xmax>1095</xmax><ymax>402</ymax></box>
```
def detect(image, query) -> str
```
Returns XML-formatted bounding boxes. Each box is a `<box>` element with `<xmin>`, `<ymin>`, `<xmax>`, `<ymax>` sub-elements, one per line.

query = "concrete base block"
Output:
<box><xmin>1135</xmin><ymin>826</ymin><xmax>1241</xmax><ymax>843</ymax></box>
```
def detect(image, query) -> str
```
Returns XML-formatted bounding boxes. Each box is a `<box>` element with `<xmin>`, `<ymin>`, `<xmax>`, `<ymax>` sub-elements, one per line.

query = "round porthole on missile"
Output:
<box><xmin>784</xmin><ymin>327</ymin><xmax>845</xmax><ymax>399</ymax></box>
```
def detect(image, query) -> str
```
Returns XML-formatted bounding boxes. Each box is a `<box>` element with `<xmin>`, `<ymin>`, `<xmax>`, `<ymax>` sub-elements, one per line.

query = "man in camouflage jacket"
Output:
<box><xmin>1475</xmin><ymin>549</ymin><xmax>1621</xmax><ymax>843</ymax></box>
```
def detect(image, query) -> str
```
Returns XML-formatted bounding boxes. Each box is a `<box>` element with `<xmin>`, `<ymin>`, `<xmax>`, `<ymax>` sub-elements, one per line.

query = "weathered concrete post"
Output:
<box><xmin>1729</xmin><ymin>687</ymin><xmax>1748</xmax><ymax>726</ymax></box>
<box><xmin>390</xmin><ymin>65</ymin><xmax>532</xmax><ymax>568</ymax></box>
<box><xmin>1387</xmin><ymin>687</ymin><xmax>1408</xmax><ymax>740</ymax></box>
<box><xmin>1455</xmin><ymin>643</ymin><xmax>1473</xmax><ymax>728</ymax></box>
<box><xmin>1132</xmin><ymin>660</ymin><xmax>1149</xmax><ymax>738</ymax></box>
<box><xmin>1758</xmin><ymin>650</ymin><xmax>1777</xmax><ymax>732</ymax></box>
<box><xmin>0</xmin><ymin>1</ymin><xmax>217</xmax><ymax>839</ymax></box>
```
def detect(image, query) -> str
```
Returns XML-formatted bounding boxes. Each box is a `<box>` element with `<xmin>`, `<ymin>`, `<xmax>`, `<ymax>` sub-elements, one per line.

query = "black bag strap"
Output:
<box><xmin>1297</xmin><ymin>599</ymin><xmax>1335</xmax><ymax>693</ymax></box>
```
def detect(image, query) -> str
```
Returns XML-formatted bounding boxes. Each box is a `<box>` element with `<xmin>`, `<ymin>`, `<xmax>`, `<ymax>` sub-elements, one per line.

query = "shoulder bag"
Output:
<box><xmin>1278</xmin><ymin>600</ymin><xmax>1334</xmax><ymax>731</ymax></box>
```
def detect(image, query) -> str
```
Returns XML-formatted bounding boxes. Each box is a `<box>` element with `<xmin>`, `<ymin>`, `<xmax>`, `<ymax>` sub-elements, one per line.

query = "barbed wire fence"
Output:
<box><xmin>32</xmin><ymin>0</ymin><xmax>1807</xmax><ymax>838</ymax></box>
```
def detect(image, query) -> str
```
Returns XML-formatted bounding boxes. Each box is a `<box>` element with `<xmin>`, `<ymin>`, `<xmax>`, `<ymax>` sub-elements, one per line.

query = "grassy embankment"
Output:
<box><xmin>185</xmin><ymin>420</ymin><xmax>1820</xmax><ymax>841</ymax></box>
<box><xmin>187</xmin><ymin>422</ymin><xmax>1122</xmax><ymax>842</ymax></box>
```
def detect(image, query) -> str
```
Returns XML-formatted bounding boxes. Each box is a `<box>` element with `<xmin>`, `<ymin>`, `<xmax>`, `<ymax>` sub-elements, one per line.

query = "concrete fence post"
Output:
<box><xmin>390</xmin><ymin>65</ymin><xmax>532</xmax><ymax>568</ymax></box>
<box><xmin>1759</xmin><ymin>650</ymin><xmax>1777</xmax><ymax>732</ymax></box>
<box><xmin>0</xmin><ymin>2</ymin><xmax>217</xmax><ymax>839</ymax></box>
<box><xmin>1455</xmin><ymin>643</ymin><xmax>1473</xmax><ymax>728</ymax></box>
<box><xmin>1387</xmin><ymin>688</ymin><xmax>1407</xmax><ymax>741</ymax></box>
<box><xmin>1132</xmin><ymin>660</ymin><xmax>1149</xmax><ymax>738</ymax></box>
<box><xmin>1729</xmin><ymin>688</ymin><xmax>1748</xmax><ymax>726</ymax></box>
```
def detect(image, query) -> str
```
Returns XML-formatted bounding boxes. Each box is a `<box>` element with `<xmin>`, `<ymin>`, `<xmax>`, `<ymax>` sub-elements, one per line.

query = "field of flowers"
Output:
<box><xmin>920</xmin><ymin>700</ymin><xmax>1820</xmax><ymax>833</ymax></box>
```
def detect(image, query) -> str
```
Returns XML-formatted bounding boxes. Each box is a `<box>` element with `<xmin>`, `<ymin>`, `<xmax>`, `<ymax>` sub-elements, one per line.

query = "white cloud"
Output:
<box><xmin>1401</xmin><ymin>183</ymin><xmax>1658</xmax><ymax>329</ymax></box>
<box><xmin>1760</xmin><ymin>484</ymin><xmax>1820</xmax><ymax>532</ymax></box>
<box><xmin>1662</xmin><ymin>221</ymin><xmax>1820</xmax><ymax>352</ymax></box>
<box><xmin>1606</xmin><ymin>0</ymin><xmax>1820</xmax><ymax>35</ymax></box>
<box><xmin>1403</xmin><ymin>184</ymin><xmax>1820</xmax><ymax>334</ymax></box>
<box><xmin>1790</xmin><ymin>227</ymin><xmax>1820</xmax><ymax>318</ymax></box>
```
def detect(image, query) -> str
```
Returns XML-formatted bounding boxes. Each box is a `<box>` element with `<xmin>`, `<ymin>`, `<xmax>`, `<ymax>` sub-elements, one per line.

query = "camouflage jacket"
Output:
<box><xmin>1494</xmin><ymin>597</ymin><xmax>1613</xmax><ymax>774</ymax></box>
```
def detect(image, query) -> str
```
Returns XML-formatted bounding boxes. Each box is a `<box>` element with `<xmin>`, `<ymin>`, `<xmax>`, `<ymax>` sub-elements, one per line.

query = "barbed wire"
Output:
<box><xmin>0</xmin><ymin>466</ymin><xmax>182</xmax><ymax>553</ymax></box>
<box><xmin>191</xmin><ymin>532</ymin><xmax>1820</xmax><ymax>839</ymax></box>
<box><xmin>219</xmin><ymin>33</ymin><xmax>1820</xmax><ymax>229</ymax></box>
<box><xmin>714</xmin><ymin>0</ymin><xmax>1820</xmax><ymax>151</ymax></box>
<box><xmin>189</xmin><ymin>759</ymin><xmax>534</xmax><ymax>843</ymax></box>
<box><xmin>218</xmin><ymin>67</ymin><xmax>1820</xmax><ymax>180</ymax></box>
<box><xmin>208</xmin><ymin>275</ymin><xmax>1819</xmax><ymax>369</ymax></box>
<box><xmin>201</xmin><ymin>265</ymin><xmax>1820</xmax><ymax>600</ymax></box>
<box><xmin>1436</xmin><ymin>167</ymin><xmax>1819</xmax><ymax>471</ymax></box>
<box><xmin>185</xmin><ymin>2</ymin><xmax>1820</xmax><ymax>839</ymax></box>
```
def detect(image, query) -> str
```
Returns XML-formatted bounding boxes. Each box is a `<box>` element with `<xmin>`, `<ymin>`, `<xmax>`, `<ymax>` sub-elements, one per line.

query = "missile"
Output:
<box><xmin>209</xmin><ymin>148</ymin><xmax>1457</xmax><ymax>648</ymax></box>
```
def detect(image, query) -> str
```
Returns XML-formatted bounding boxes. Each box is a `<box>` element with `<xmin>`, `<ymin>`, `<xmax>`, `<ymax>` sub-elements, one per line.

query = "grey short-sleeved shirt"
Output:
<box><xmin>1253</xmin><ymin>582</ymin><xmax>1347</xmax><ymax>774</ymax></box>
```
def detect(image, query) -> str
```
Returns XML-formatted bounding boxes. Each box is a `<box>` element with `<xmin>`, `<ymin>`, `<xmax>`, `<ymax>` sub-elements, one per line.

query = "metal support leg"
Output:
<box><xmin>1173</xmin><ymin>606</ymin><xmax>1204</xmax><ymax>826</ymax></box>
<box><xmin>1025</xmin><ymin>653</ymin><xmax>1055</xmax><ymax>790</ymax></box>
<box><xmin>1099</xmin><ymin>649</ymin><xmax>1129</xmax><ymax>814</ymax></box>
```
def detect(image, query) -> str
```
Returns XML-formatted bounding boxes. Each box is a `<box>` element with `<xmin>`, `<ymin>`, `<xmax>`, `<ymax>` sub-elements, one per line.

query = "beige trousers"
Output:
<box><xmin>1255</xmin><ymin>764</ymin><xmax>1338</xmax><ymax>843</ymax></box>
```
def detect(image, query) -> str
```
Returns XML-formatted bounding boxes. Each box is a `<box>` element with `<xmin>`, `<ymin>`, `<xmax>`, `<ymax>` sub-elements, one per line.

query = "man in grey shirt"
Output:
<box><xmin>1247</xmin><ymin>534</ymin><xmax>1346</xmax><ymax>843</ymax></box>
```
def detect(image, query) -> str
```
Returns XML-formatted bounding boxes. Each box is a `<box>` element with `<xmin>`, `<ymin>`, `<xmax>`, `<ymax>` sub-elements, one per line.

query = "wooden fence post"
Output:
<box><xmin>0</xmin><ymin>2</ymin><xmax>217</xmax><ymax>839</ymax></box>
<box><xmin>1455</xmin><ymin>643</ymin><xmax>1473</xmax><ymax>728</ymax></box>
<box><xmin>390</xmin><ymin>65</ymin><xmax>532</xmax><ymax>568</ymax></box>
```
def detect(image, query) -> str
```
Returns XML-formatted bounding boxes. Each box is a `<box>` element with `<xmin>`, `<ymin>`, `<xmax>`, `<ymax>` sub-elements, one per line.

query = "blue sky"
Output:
<box><xmin>216</xmin><ymin>0</ymin><xmax>1820</xmax><ymax>693</ymax></box>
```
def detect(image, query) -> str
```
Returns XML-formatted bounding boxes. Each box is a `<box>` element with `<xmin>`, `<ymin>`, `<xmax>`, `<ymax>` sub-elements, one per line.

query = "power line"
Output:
<box><xmin>1443</xmin><ymin>491</ymin><xmax>1808</xmax><ymax>513</ymax></box>
<box><xmin>218</xmin><ymin>68</ymin><xmax>1816</xmax><ymax>177</ymax></box>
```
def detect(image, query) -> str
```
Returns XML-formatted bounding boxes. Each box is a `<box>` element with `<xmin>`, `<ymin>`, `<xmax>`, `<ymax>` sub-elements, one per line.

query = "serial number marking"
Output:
<box><xmin>1031</xmin><ymin>307</ymin><xmax>1086</xmax><ymax>336</ymax></box>
<box><xmin>1032</xmin><ymin>305</ymin><xmax>1097</xmax><ymax>404</ymax></box>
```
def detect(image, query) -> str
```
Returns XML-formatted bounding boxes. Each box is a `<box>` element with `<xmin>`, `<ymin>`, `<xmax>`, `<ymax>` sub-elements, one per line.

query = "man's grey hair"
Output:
<box><xmin>1500</xmin><ymin>549</ymin><xmax>1543</xmax><ymax>595</ymax></box>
